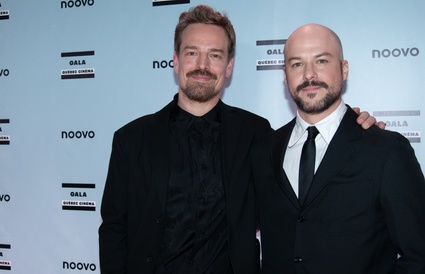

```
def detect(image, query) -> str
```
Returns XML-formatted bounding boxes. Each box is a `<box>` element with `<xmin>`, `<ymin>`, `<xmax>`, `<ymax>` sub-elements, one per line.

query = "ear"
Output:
<box><xmin>342</xmin><ymin>60</ymin><xmax>349</xmax><ymax>81</ymax></box>
<box><xmin>225</xmin><ymin>57</ymin><xmax>234</xmax><ymax>78</ymax></box>
<box><xmin>173</xmin><ymin>52</ymin><xmax>179</xmax><ymax>74</ymax></box>
<box><xmin>283</xmin><ymin>65</ymin><xmax>288</xmax><ymax>86</ymax></box>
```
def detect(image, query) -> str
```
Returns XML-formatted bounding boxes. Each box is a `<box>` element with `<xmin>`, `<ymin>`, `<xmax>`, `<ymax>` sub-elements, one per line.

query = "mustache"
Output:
<box><xmin>296</xmin><ymin>80</ymin><xmax>328</xmax><ymax>92</ymax></box>
<box><xmin>186</xmin><ymin>69</ymin><xmax>217</xmax><ymax>80</ymax></box>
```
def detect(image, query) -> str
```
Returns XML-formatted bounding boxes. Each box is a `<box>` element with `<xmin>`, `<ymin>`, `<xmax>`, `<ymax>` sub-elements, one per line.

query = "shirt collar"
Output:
<box><xmin>289</xmin><ymin>100</ymin><xmax>347</xmax><ymax>147</ymax></box>
<box><xmin>170</xmin><ymin>93</ymin><xmax>221</xmax><ymax>129</ymax></box>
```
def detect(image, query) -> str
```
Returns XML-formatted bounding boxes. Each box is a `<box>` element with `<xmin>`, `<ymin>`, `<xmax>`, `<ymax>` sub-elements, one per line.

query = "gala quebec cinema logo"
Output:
<box><xmin>61</xmin><ymin>50</ymin><xmax>95</xmax><ymax>80</ymax></box>
<box><xmin>0</xmin><ymin>10</ymin><xmax>9</xmax><ymax>20</ymax></box>
<box><xmin>152</xmin><ymin>0</ymin><xmax>189</xmax><ymax>7</ymax></box>
<box><xmin>0</xmin><ymin>244</ymin><xmax>12</xmax><ymax>271</ymax></box>
<box><xmin>61</xmin><ymin>183</ymin><xmax>96</xmax><ymax>211</ymax></box>
<box><xmin>256</xmin><ymin>39</ymin><xmax>286</xmax><ymax>71</ymax></box>
<box><xmin>0</xmin><ymin>119</ymin><xmax>10</xmax><ymax>145</ymax></box>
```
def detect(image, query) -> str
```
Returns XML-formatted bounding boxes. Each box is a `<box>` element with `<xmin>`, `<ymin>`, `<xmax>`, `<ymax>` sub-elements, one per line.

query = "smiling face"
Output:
<box><xmin>284</xmin><ymin>24</ymin><xmax>349</xmax><ymax>121</ymax></box>
<box><xmin>173</xmin><ymin>23</ymin><xmax>234</xmax><ymax>105</ymax></box>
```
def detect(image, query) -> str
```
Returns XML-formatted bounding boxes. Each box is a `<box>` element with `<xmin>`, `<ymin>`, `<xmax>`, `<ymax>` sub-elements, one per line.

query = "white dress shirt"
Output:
<box><xmin>283</xmin><ymin>101</ymin><xmax>348</xmax><ymax>197</ymax></box>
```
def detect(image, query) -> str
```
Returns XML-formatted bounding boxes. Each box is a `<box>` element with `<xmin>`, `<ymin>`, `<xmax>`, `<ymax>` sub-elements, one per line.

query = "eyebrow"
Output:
<box><xmin>286</xmin><ymin>52</ymin><xmax>333</xmax><ymax>63</ymax></box>
<box><xmin>315</xmin><ymin>52</ymin><xmax>332</xmax><ymax>58</ymax></box>
<box><xmin>182</xmin><ymin>45</ymin><xmax>225</xmax><ymax>54</ymax></box>
<box><xmin>209</xmin><ymin>48</ymin><xmax>225</xmax><ymax>54</ymax></box>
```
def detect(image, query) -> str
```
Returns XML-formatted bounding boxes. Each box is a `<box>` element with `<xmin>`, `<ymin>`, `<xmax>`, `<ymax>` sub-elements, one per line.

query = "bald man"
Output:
<box><xmin>251</xmin><ymin>24</ymin><xmax>425</xmax><ymax>273</ymax></box>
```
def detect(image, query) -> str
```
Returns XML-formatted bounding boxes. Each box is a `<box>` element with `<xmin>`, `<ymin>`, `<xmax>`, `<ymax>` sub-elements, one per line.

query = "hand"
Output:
<box><xmin>353</xmin><ymin>107</ymin><xmax>386</xmax><ymax>130</ymax></box>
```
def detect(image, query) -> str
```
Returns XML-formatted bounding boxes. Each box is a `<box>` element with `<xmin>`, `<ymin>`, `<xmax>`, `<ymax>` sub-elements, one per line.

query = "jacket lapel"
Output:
<box><xmin>302</xmin><ymin>107</ymin><xmax>362</xmax><ymax>208</ymax></box>
<box><xmin>270</xmin><ymin>119</ymin><xmax>300</xmax><ymax>208</ymax></box>
<box><xmin>220</xmin><ymin>102</ymin><xmax>242</xmax><ymax>190</ymax></box>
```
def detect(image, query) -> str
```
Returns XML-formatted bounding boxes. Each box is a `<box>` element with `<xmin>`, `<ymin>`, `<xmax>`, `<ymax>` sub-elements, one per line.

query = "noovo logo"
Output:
<box><xmin>372</xmin><ymin>47</ymin><xmax>419</xmax><ymax>58</ymax></box>
<box><xmin>61</xmin><ymin>131</ymin><xmax>95</xmax><ymax>139</ymax></box>
<box><xmin>0</xmin><ymin>69</ymin><xmax>10</xmax><ymax>77</ymax></box>
<box><xmin>63</xmin><ymin>261</ymin><xmax>96</xmax><ymax>271</ymax></box>
<box><xmin>61</xmin><ymin>0</ymin><xmax>94</xmax><ymax>9</ymax></box>
<box><xmin>153</xmin><ymin>60</ymin><xmax>173</xmax><ymax>69</ymax></box>
<box><xmin>0</xmin><ymin>194</ymin><xmax>11</xmax><ymax>202</ymax></box>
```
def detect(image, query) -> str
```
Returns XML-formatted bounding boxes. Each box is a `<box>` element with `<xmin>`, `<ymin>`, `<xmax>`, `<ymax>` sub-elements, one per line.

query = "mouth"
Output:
<box><xmin>302</xmin><ymin>85</ymin><xmax>322</xmax><ymax>92</ymax></box>
<box><xmin>187</xmin><ymin>69</ymin><xmax>217</xmax><ymax>81</ymax></box>
<box><xmin>192</xmin><ymin>74</ymin><xmax>212</xmax><ymax>82</ymax></box>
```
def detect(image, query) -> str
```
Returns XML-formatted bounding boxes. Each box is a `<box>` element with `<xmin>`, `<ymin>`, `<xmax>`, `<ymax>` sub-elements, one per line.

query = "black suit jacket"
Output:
<box><xmin>99</xmin><ymin>98</ymin><xmax>271</xmax><ymax>274</ymax></box>
<box><xmin>252</xmin><ymin>107</ymin><xmax>425</xmax><ymax>273</ymax></box>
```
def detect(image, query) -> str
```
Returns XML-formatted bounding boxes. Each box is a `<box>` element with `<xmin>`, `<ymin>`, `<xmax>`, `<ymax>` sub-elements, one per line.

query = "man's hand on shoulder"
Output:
<box><xmin>353</xmin><ymin>107</ymin><xmax>386</xmax><ymax>130</ymax></box>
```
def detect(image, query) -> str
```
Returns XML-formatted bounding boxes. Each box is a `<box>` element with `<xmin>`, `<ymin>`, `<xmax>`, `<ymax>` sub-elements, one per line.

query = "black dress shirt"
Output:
<box><xmin>155</xmin><ymin>98</ymin><xmax>229</xmax><ymax>274</ymax></box>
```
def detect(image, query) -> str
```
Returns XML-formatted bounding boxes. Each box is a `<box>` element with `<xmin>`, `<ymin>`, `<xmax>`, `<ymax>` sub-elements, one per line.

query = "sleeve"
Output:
<box><xmin>98</xmin><ymin>130</ymin><xmax>129</xmax><ymax>274</ymax></box>
<box><xmin>381</xmin><ymin>134</ymin><xmax>425</xmax><ymax>273</ymax></box>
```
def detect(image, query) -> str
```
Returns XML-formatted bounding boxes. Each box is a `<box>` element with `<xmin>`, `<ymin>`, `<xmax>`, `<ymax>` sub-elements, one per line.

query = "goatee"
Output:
<box><xmin>182</xmin><ymin>69</ymin><xmax>219</xmax><ymax>103</ymax></box>
<box><xmin>293</xmin><ymin>80</ymin><xmax>341</xmax><ymax>114</ymax></box>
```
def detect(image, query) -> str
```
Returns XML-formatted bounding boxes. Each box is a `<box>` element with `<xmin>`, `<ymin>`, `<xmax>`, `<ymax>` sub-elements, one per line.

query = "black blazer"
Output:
<box><xmin>99</xmin><ymin>98</ymin><xmax>271</xmax><ymax>274</ymax></box>
<box><xmin>252</xmin><ymin>107</ymin><xmax>425</xmax><ymax>273</ymax></box>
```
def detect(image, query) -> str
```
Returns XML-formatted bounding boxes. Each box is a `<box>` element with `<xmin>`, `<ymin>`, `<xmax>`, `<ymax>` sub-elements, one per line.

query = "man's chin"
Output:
<box><xmin>183</xmin><ymin>90</ymin><xmax>219</xmax><ymax>103</ymax></box>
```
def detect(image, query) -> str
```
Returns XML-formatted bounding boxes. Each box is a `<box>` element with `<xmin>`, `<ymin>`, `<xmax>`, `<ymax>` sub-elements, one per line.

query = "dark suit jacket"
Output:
<box><xmin>99</xmin><ymin>98</ymin><xmax>271</xmax><ymax>274</ymax></box>
<box><xmin>252</xmin><ymin>107</ymin><xmax>425</xmax><ymax>273</ymax></box>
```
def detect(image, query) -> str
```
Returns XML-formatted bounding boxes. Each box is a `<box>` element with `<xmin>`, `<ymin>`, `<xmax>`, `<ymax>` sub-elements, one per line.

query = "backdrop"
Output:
<box><xmin>1</xmin><ymin>0</ymin><xmax>424</xmax><ymax>272</ymax></box>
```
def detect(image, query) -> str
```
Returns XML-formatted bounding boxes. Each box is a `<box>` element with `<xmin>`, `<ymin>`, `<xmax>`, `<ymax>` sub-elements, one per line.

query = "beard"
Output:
<box><xmin>291</xmin><ymin>79</ymin><xmax>342</xmax><ymax>115</ymax></box>
<box><xmin>182</xmin><ymin>69</ymin><xmax>219</xmax><ymax>103</ymax></box>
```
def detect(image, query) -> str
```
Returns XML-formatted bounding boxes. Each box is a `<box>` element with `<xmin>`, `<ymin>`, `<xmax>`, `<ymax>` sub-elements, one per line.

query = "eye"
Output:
<box><xmin>210</xmin><ymin>53</ymin><xmax>223</xmax><ymax>60</ymax></box>
<box><xmin>183</xmin><ymin>49</ymin><xmax>198</xmax><ymax>57</ymax></box>
<box><xmin>291</xmin><ymin>62</ymin><xmax>302</xmax><ymax>68</ymax></box>
<box><xmin>317</xmin><ymin>59</ymin><xmax>328</xmax><ymax>64</ymax></box>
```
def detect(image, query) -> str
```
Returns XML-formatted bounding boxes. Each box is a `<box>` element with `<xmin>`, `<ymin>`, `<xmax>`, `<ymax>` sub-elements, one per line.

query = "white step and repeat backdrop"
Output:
<box><xmin>1</xmin><ymin>0</ymin><xmax>424</xmax><ymax>272</ymax></box>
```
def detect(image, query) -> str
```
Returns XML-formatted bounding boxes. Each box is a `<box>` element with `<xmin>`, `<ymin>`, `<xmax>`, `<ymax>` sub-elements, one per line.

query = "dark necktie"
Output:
<box><xmin>299</xmin><ymin>126</ymin><xmax>319</xmax><ymax>205</ymax></box>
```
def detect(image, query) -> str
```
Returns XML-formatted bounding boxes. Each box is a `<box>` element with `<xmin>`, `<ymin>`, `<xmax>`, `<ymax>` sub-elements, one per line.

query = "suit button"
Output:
<box><xmin>298</xmin><ymin>215</ymin><xmax>305</xmax><ymax>222</ymax></box>
<box><xmin>156</xmin><ymin>218</ymin><xmax>163</xmax><ymax>224</ymax></box>
<box><xmin>146</xmin><ymin>256</ymin><xmax>153</xmax><ymax>263</ymax></box>
<box><xmin>294</xmin><ymin>256</ymin><xmax>303</xmax><ymax>263</ymax></box>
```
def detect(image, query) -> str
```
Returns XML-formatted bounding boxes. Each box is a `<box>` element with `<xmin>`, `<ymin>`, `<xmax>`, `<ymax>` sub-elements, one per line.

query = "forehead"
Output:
<box><xmin>285</xmin><ymin>27</ymin><xmax>342</xmax><ymax>59</ymax></box>
<box><xmin>181</xmin><ymin>23</ymin><xmax>229</xmax><ymax>50</ymax></box>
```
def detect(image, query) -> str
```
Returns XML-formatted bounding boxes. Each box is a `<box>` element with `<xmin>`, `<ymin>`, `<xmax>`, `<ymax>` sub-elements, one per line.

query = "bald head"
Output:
<box><xmin>283</xmin><ymin>24</ymin><xmax>349</xmax><ymax>123</ymax></box>
<box><xmin>284</xmin><ymin>24</ymin><xmax>344</xmax><ymax>63</ymax></box>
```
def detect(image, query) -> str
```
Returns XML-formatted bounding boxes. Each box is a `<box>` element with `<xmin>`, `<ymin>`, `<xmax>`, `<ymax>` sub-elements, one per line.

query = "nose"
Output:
<box><xmin>196</xmin><ymin>53</ymin><xmax>210</xmax><ymax>70</ymax></box>
<box><xmin>303</xmin><ymin>63</ymin><xmax>317</xmax><ymax>81</ymax></box>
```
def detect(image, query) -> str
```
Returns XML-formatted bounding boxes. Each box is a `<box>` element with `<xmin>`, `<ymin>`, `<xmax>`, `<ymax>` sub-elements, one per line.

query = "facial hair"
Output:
<box><xmin>291</xmin><ymin>79</ymin><xmax>342</xmax><ymax>115</ymax></box>
<box><xmin>182</xmin><ymin>69</ymin><xmax>219</xmax><ymax>103</ymax></box>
